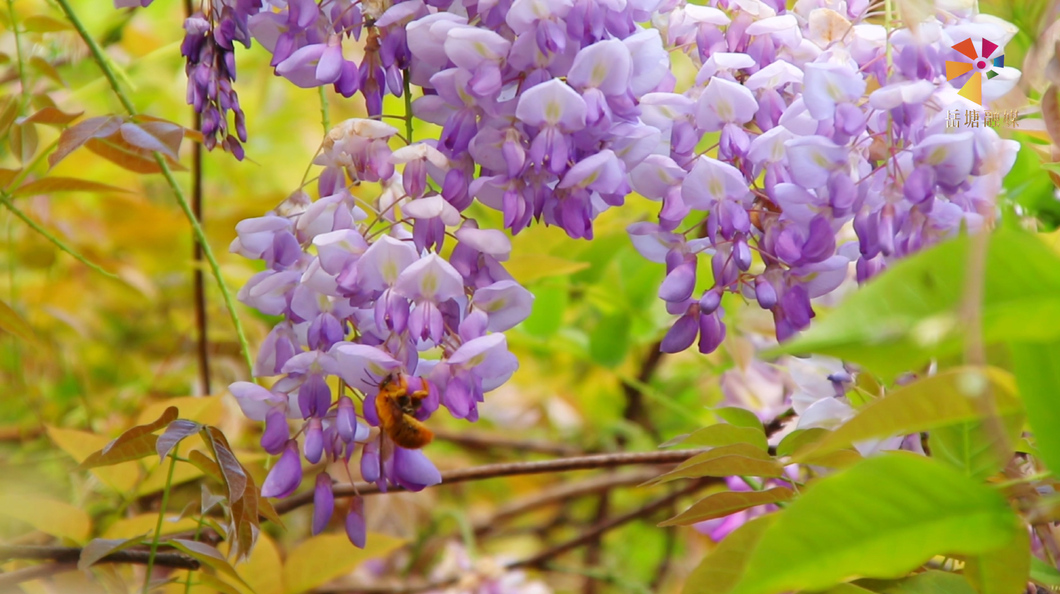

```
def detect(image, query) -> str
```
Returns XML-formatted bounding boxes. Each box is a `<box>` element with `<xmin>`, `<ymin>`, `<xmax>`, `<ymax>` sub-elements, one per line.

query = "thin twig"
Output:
<box><xmin>185</xmin><ymin>0</ymin><xmax>210</xmax><ymax>396</ymax></box>
<box><xmin>582</xmin><ymin>492</ymin><xmax>610</xmax><ymax>594</ymax></box>
<box><xmin>621</xmin><ymin>340</ymin><xmax>664</xmax><ymax>440</ymax></box>
<box><xmin>0</xmin><ymin>562</ymin><xmax>77</xmax><ymax>590</ymax></box>
<box><xmin>0</xmin><ymin>545</ymin><xmax>200</xmax><ymax>569</ymax></box>
<box><xmin>431</xmin><ymin>429</ymin><xmax>583</xmax><ymax>457</ymax></box>
<box><xmin>54</xmin><ymin>0</ymin><xmax>255</xmax><ymax>377</ymax></box>
<box><xmin>0</xmin><ymin>194</ymin><xmax>118</xmax><ymax>279</ymax></box>
<box><xmin>316</xmin><ymin>480</ymin><xmax>707</xmax><ymax>594</ymax></box>
<box><xmin>272</xmin><ymin>449</ymin><xmax>711</xmax><ymax>515</ymax></box>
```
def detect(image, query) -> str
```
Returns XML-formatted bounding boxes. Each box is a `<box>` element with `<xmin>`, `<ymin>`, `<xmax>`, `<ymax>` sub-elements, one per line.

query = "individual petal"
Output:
<box><xmin>328</xmin><ymin>343</ymin><xmax>403</xmax><ymax>394</ymax></box>
<box><xmin>744</xmin><ymin>60</ymin><xmax>804</xmax><ymax>90</ymax></box>
<box><xmin>313</xmin><ymin>229</ymin><xmax>369</xmax><ymax>275</ymax></box>
<box><xmin>516</xmin><ymin>79</ymin><xmax>587</xmax><ymax>130</ymax></box>
<box><xmin>802</xmin><ymin>62</ymin><xmax>867</xmax><ymax>120</ymax></box>
<box><xmin>472</xmin><ymin>280</ymin><xmax>535</xmax><ymax>331</ymax></box>
<box><xmin>660</xmin><ymin>313</ymin><xmax>697</xmax><ymax>353</ymax></box>
<box><xmin>345</xmin><ymin>496</ymin><xmax>367</xmax><ymax>548</ymax></box>
<box><xmin>868</xmin><ymin>80</ymin><xmax>936</xmax><ymax>109</ymax></box>
<box><xmin>394</xmin><ymin>253</ymin><xmax>465</xmax><ymax>303</ymax></box>
<box><xmin>624</xmin><ymin>28</ymin><xmax>669</xmax><ymax>95</ymax></box>
<box><xmin>567</xmin><ymin>39</ymin><xmax>633</xmax><ymax>96</ymax></box>
<box><xmin>393</xmin><ymin>447</ymin><xmax>442</xmax><ymax>491</ymax></box>
<box><xmin>261</xmin><ymin>407</ymin><xmax>289</xmax><ymax>455</ymax></box>
<box><xmin>356</xmin><ymin>235</ymin><xmax>421</xmax><ymax>291</ymax></box>
<box><xmin>695</xmin><ymin>77</ymin><xmax>758</xmax><ymax>131</ymax></box>
<box><xmin>260</xmin><ymin>439</ymin><xmax>303</xmax><ymax>498</ymax></box>
<box><xmin>455</xmin><ymin>225</ymin><xmax>512</xmax><ymax>260</ymax></box>
<box><xmin>444</xmin><ymin>27</ymin><xmax>511</xmax><ymax>70</ymax></box>
<box><xmin>682</xmin><ymin>156</ymin><xmax>750</xmax><ymax>209</ymax></box>
<box><xmin>558</xmin><ymin>150</ymin><xmax>626</xmax><ymax>194</ymax></box>
<box><xmin>659</xmin><ymin>259</ymin><xmax>696</xmax><ymax>303</ymax></box>
<box><xmin>785</xmin><ymin>136</ymin><xmax>847</xmax><ymax>189</ymax></box>
<box><xmin>312</xmin><ymin>473</ymin><xmax>335</xmax><ymax>535</ymax></box>
<box><xmin>914</xmin><ymin>131</ymin><xmax>975</xmax><ymax>188</ymax></box>
<box><xmin>629</xmin><ymin>154</ymin><xmax>686</xmax><ymax>200</ymax></box>
<box><xmin>448</xmin><ymin>333</ymin><xmax>518</xmax><ymax>391</ymax></box>
<box><xmin>402</xmin><ymin>195</ymin><xmax>463</xmax><ymax>226</ymax></box>
<box><xmin>230</xmin><ymin>381</ymin><xmax>286</xmax><ymax>421</ymax></box>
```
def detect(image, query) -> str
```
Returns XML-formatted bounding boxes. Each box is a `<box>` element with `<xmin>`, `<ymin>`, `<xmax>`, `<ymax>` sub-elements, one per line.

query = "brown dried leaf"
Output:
<box><xmin>12</xmin><ymin>177</ymin><xmax>129</xmax><ymax>197</ymax></box>
<box><xmin>156</xmin><ymin>419</ymin><xmax>201</xmax><ymax>461</ymax></box>
<box><xmin>80</xmin><ymin>406</ymin><xmax>178</xmax><ymax>469</ymax></box>
<box><xmin>49</xmin><ymin>115</ymin><xmax>122</xmax><ymax>168</ymax></box>
<box><xmin>658</xmin><ymin>487</ymin><xmax>795</xmax><ymax>526</ymax></box>
<box><xmin>20</xmin><ymin>106</ymin><xmax>83</xmax><ymax>127</ymax></box>
<box><xmin>85</xmin><ymin>136</ymin><xmax>187</xmax><ymax>173</ymax></box>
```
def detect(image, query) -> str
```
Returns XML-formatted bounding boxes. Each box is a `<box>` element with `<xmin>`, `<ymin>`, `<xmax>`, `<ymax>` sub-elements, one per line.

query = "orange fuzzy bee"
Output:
<box><xmin>374</xmin><ymin>374</ymin><xmax>434</xmax><ymax>449</ymax></box>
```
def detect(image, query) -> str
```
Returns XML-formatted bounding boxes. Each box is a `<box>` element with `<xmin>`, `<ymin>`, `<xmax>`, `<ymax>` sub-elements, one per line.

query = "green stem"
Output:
<box><xmin>143</xmin><ymin>452</ymin><xmax>179</xmax><ymax>594</ymax></box>
<box><xmin>403</xmin><ymin>70</ymin><xmax>414</xmax><ymax>144</ymax></box>
<box><xmin>883</xmin><ymin>0</ymin><xmax>894</xmax><ymax>78</ymax></box>
<box><xmin>7</xmin><ymin>0</ymin><xmax>28</xmax><ymax>110</ymax></box>
<box><xmin>318</xmin><ymin>86</ymin><xmax>330</xmax><ymax>133</ymax></box>
<box><xmin>0</xmin><ymin>193</ymin><xmax>118</xmax><ymax>278</ymax></box>
<box><xmin>182</xmin><ymin>513</ymin><xmax>206</xmax><ymax>594</ymax></box>
<box><xmin>55</xmin><ymin>0</ymin><xmax>255</xmax><ymax>377</ymax></box>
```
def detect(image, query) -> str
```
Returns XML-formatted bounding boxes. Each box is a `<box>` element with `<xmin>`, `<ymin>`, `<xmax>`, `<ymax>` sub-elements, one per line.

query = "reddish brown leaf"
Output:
<box><xmin>187</xmin><ymin>449</ymin><xmax>224</xmax><ymax>484</ymax></box>
<box><xmin>80</xmin><ymin>406</ymin><xmax>178</xmax><ymax>469</ymax></box>
<box><xmin>12</xmin><ymin>177</ymin><xmax>129</xmax><ymax>197</ymax></box>
<box><xmin>156</xmin><ymin>419</ymin><xmax>201</xmax><ymax>461</ymax></box>
<box><xmin>49</xmin><ymin>115</ymin><xmax>122</xmax><ymax>168</ymax></box>
<box><xmin>658</xmin><ymin>487</ymin><xmax>795</xmax><ymax>526</ymax></box>
<box><xmin>120</xmin><ymin>122</ymin><xmax>180</xmax><ymax>161</ymax></box>
<box><xmin>20</xmin><ymin>106</ymin><xmax>83</xmax><ymax>127</ymax></box>
<box><xmin>200</xmin><ymin>426</ymin><xmax>247</xmax><ymax>505</ymax></box>
<box><xmin>22</xmin><ymin>15</ymin><xmax>72</xmax><ymax>33</ymax></box>
<box><xmin>84</xmin><ymin>136</ymin><xmax>187</xmax><ymax>173</ymax></box>
<box><xmin>131</xmin><ymin>116</ymin><xmax>186</xmax><ymax>156</ymax></box>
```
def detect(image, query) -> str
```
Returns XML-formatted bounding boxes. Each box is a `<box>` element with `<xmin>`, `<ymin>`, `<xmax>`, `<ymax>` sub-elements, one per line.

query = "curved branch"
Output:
<box><xmin>0</xmin><ymin>545</ymin><xmax>200</xmax><ymax>570</ymax></box>
<box><xmin>272</xmin><ymin>449</ymin><xmax>710</xmax><ymax>515</ymax></box>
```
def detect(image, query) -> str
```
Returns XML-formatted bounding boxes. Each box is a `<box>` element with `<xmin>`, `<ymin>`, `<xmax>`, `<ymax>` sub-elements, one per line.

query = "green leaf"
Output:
<box><xmin>589</xmin><ymin>311</ymin><xmax>631</xmax><ymax>367</ymax></box>
<box><xmin>764</xmin><ymin>230</ymin><xmax>1060</xmax><ymax>380</ymax></box>
<box><xmin>962</xmin><ymin>528</ymin><xmax>1030</xmax><ymax>594</ymax></box>
<box><xmin>22</xmin><ymin>15</ymin><xmax>72</xmax><ymax>32</ymax></box>
<box><xmin>857</xmin><ymin>571</ymin><xmax>978</xmax><ymax>594</ymax></box>
<box><xmin>715</xmin><ymin>407</ymin><xmax>765</xmax><ymax>431</ymax></box>
<box><xmin>1031</xmin><ymin>555</ymin><xmax>1060</xmax><ymax>587</ymax></box>
<box><xmin>730</xmin><ymin>453</ymin><xmax>1022</xmax><ymax>594</ymax></box>
<box><xmin>1010</xmin><ymin>340</ymin><xmax>1060</xmax><ymax>476</ymax></box>
<box><xmin>78</xmin><ymin>535</ymin><xmax>147</xmax><ymax>570</ymax></box>
<box><xmin>659</xmin><ymin>488</ymin><xmax>794</xmax><ymax>526</ymax></box>
<box><xmin>793</xmin><ymin>368</ymin><xmax>1020</xmax><ymax>463</ymax></box>
<box><xmin>80</xmin><ymin>406</ymin><xmax>178</xmax><ymax>469</ymax></box>
<box><xmin>664</xmin><ymin>424</ymin><xmax>768</xmax><ymax>452</ymax></box>
<box><xmin>682</xmin><ymin>515</ymin><xmax>775</xmax><ymax>594</ymax></box>
<box><xmin>930</xmin><ymin>413</ymin><xmax>1023</xmax><ymax>480</ymax></box>
<box><xmin>776</xmin><ymin>428</ymin><xmax>829</xmax><ymax>458</ymax></box>
<box><xmin>521</xmin><ymin>282</ymin><xmax>567</xmax><ymax>337</ymax></box>
<box><xmin>169</xmin><ymin>539</ymin><xmax>252</xmax><ymax>590</ymax></box>
<box><xmin>653</xmin><ymin>444</ymin><xmax>784</xmax><ymax>483</ymax></box>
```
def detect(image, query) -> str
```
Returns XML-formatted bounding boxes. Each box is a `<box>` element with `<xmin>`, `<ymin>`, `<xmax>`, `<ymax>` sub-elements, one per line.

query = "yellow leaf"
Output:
<box><xmin>231</xmin><ymin>533</ymin><xmax>283</xmax><ymax>594</ymax></box>
<box><xmin>45</xmin><ymin>426</ymin><xmax>139</xmax><ymax>492</ymax></box>
<box><xmin>0</xmin><ymin>299</ymin><xmax>36</xmax><ymax>343</ymax></box>
<box><xmin>503</xmin><ymin>253</ymin><xmax>590</xmax><ymax>284</ymax></box>
<box><xmin>283</xmin><ymin>533</ymin><xmax>405</xmax><ymax>594</ymax></box>
<box><xmin>0</xmin><ymin>493</ymin><xmax>91</xmax><ymax>542</ymax></box>
<box><xmin>137</xmin><ymin>396</ymin><xmax>223</xmax><ymax>427</ymax></box>
<box><xmin>102</xmin><ymin>513</ymin><xmax>200</xmax><ymax>540</ymax></box>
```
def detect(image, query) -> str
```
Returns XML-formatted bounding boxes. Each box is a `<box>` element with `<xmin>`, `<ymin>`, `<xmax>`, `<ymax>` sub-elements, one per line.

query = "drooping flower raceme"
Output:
<box><xmin>229</xmin><ymin>119</ymin><xmax>532</xmax><ymax>546</ymax></box>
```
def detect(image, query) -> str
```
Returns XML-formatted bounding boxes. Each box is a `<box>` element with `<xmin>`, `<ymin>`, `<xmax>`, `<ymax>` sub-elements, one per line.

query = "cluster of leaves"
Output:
<box><xmin>668</xmin><ymin>229</ymin><xmax>1060</xmax><ymax>594</ymax></box>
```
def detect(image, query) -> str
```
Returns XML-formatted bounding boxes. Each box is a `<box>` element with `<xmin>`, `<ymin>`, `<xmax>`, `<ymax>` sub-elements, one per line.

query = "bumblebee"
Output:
<box><xmin>375</xmin><ymin>374</ymin><xmax>434</xmax><ymax>449</ymax></box>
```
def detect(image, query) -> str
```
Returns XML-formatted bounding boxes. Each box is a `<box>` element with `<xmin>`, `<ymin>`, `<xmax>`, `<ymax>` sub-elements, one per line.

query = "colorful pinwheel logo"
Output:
<box><xmin>945</xmin><ymin>38</ymin><xmax>1005</xmax><ymax>106</ymax></box>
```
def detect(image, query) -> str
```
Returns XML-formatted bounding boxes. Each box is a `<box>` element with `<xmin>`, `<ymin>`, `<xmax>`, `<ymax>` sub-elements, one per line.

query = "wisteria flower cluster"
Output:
<box><xmin>133</xmin><ymin>0</ymin><xmax>1023</xmax><ymax>548</ymax></box>
<box><xmin>228</xmin><ymin>119</ymin><xmax>531</xmax><ymax>545</ymax></box>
